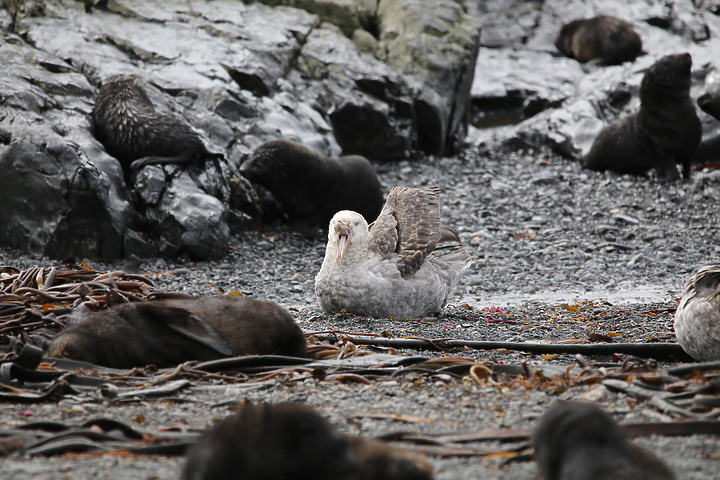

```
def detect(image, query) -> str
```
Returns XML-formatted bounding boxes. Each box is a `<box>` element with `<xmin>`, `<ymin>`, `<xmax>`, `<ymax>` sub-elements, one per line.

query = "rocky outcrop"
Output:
<box><xmin>262</xmin><ymin>0</ymin><xmax>481</xmax><ymax>156</ymax></box>
<box><xmin>12</xmin><ymin>0</ymin><xmax>719</xmax><ymax>262</ymax></box>
<box><xmin>0</xmin><ymin>130</ymin><xmax>129</xmax><ymax>260</ymax></box>
<box><xmin>469</xmin><ymin>0</ymin><xmax>720</xmax><ymax>172</ymax></box>
<box><xmin>0</xmin><ymin>0</ymin><xmax>480</xmax><ymax>260</ymax></box>
<box><xmin>375</xmin><ymin>0</ymin><xmax>480</xmax><ymax>154</ymax></box>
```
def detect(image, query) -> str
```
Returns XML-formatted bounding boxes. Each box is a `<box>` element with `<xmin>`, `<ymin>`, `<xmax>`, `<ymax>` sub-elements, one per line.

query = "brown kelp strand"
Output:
<box><xmin>0</xmin><ymin>264</ymin><xmax>157</xmax><ymax>344</ymax></box>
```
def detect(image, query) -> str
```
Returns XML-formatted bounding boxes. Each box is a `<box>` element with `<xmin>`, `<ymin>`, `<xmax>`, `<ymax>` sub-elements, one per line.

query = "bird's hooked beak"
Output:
<box><xmin>335</xmin><ymin>220</ymin><xmax>353</xmax><ymax>265</ymax></box>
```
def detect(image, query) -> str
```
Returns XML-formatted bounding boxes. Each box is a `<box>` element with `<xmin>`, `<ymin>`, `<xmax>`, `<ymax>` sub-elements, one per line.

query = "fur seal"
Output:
<box><xmin>698</xmin><ymin>90</ymin><xmax>720</xmax><ymax>120</ymax></box>
<box><xmin>240</xmin><ymin>139</ymin><xmax>384</xmax><ymax>226</ymax></box>
<box><xmin>180</xmin><ymin>402</ymin><xmax>355</xmax><ymax>480</ymax></box>
<box><xmin>556</xmin><ymin>15</ymin><xmax>642</xmax><ymax>65</ymax></box>
<box><xmin>180</xmin><ymin>402</ymin><xmax>434</xmax><ymax>480</ymax></box>
<box><xmin>346</xmin><ymin>436</ymin><xmax>434</xmax><ymax>480</ymax></box>
<box><xmin>533</xmin><ymin>401</ymin><xmax>675</xmax><ymax>480</ymax></box>
<box><xmin>583</xmin><ymin>53</ymin><xmax>701</xmax><ymax>181</ymax></box>
<box><xmin>47</xmin><ymin>296</ymin><xmax>308</xmax><ymax>368</ymax></box>
<box><xmin>91</xmin><ymin>77</ymin><xmax>219</xmax><ymax>174</ymax></box>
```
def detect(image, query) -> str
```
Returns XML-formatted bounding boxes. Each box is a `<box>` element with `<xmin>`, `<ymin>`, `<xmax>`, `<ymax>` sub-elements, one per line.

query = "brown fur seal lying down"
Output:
<box><xmin>92</xmin><ymin>77</ymin><xmax>220</xmax><ymax>174</ymax></box>
<box><xmin>47</xmin><ymin>296</ymin><xmax>307</xmax><ymax>368</ymax></box>
<box><xmin>240</xmin><ymin>139</ymin><xmax>384</xmax><ymax>226</ymax></box>
<box><xmin>556</xmin><ymin>15</ymin><xmax>642</xmax><ymax>65</ymax></box>
<box><xmin>533</xmin><ymin>401</ymin><xmax>675</xmax><ymax>480</ymax></box>
<box><xmin>180</xmin><ymin>402</ymin><xmax>434</xmax><ymax>480</ymax></box>
<box><xmin>583</xmin><ymin>53</ymin><xmax>701</xmax><ymax>181</ymax></box>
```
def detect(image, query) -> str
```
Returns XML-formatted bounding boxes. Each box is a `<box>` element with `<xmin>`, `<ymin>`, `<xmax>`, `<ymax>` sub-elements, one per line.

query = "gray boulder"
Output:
<box><xmin>0</xmin><ymin>132</ymin><xmax>128</xmax><ymax>259</ymax></box>
<box><xmin>296</xmin><ymin>23</ymin><xmax>416</xmax><ymax>161</ymax></box>
<box><xmin>133</xmin><ymin>166</ymin><xmax>230</xmax><ymax>259</ymax></box>
<box><xmin>257</xmin><ymin>0</ymin><xmax>481</xmax><ymax>157</ymax></box>
<box><xmin>376</xmin><ymin>0</ymin><xmax>480</xmax><ymax>154</ymax></box>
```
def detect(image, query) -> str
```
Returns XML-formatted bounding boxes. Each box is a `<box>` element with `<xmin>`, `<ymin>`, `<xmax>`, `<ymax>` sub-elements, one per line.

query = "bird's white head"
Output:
<box><xmin>328</xmin><ymin>210</ymin><xmax>368</xmax><ymax>265</ymax></box>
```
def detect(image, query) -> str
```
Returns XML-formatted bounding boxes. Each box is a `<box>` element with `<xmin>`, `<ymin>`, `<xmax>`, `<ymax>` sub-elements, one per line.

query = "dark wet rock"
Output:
<box><xmin>132</xmin><ymin>166</ymin><xmax>230</xmax><ymax>259</ymax></box>
<box><xmin>296</xmin><ymin>23</ymin><xmax>416</xmax><ymax>161</ymax></box>
<box><xmin>268</xmin><ymin>0</ymin><xmax>480</xmax><ymax>157</ymax></box>
<box><xmin>654</xmin><ymin>0</ymin><xmax>711</xmax><ymax>44</ymax></box>
<box><xmin>697</xmin><ymin>85</ymin><xmax>720</xmax><ymax>120</ymax></box>
<box><xmin>376</xmin><ymin>0</ymin><xmax>480</xmax><ymax>155</ymax></box>
<box><xmin>255</xmin><ymin>0</ymin><xmax>375</xmax><ymax>38</ymax></box>
<box><xmin>694</xmin><ymin>80</ymin><xmax>720</xmax><ymax>166</ymax></box>
<box><xmin>133</xmin><ymin>166</ymin><xmax>167</xmax><ymax>208</ymax></box>
<box><xmin>468</xmin><ymin>0</ymin><xmax>543</xmax><ymax>48</ymax></box>
<box><xmin>0</xmin><ymin>128</ymin><xmax>129</xmax><ymax>259</ymax></box>
<box><xmin>470</xmin><ymin>48</ymin><xmax>584</xmax><ymax>129</ymax></box>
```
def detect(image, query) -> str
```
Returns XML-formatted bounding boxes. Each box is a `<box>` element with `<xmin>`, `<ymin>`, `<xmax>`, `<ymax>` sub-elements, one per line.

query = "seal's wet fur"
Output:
<box><xmin>240</xmin><ymin>139</ymin><xmax>384</xmax><ymax>226</ymax></box>
<box><xmin>92</xmin><ymin>77</ymin><xmax>219</xmax><ymax>175</ymax></box>
<box><xmin>48</xmin><ymin>296</ymin><xmax>307</xmax><ymax>368</ymax></box>
<box><xmin>556</xmin><ymin>15</ymin><xmax>642</xmax><ymax>65</ymax></box>
<box><xmin>583</xmin><ymin>53</ymin><xmax>701</xmax><ymax>181</ymax></box>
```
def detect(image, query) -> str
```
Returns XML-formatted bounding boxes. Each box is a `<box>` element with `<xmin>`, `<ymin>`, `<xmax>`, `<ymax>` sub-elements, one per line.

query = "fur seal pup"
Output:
<box><xmin>346</xmin><ymin>436</ymin><xmax>434</xmax><ymax>480</ymax></box>
<box><xmin>698</xmin><ymin>90</ymin><xmax>720</xmax><ymax>120</ymax></box>
<box><xmin>180</xmin><ymin>402</ymin><xmax>434</xmax><ymax>480</ymax></box>
<box><xmin>92</xmin><ymin>77</ymin><xmax>220</xmax><ymax>174</ymax></box>
<box><xmin>180</xmin><ymin>402</ymin><xmax>356</xmax><ymax>480</ymax></box>
<box><xmin>533</xmin><ymin>401</ymin><xmax>675</xmax><ymax>480</ymax></box>
<box><xmin>47</xmin><ymin>296</ymin><xmax>308</xmax><ymax>368</ymax></box>
<box><xmin>583</xmin><ymin>53</ymin><xmax>701</xmax><ymax>181</ymax></box>
<box><xmin>556</xmin><ymin>15</ymin><xmax>642</xmax><ymax>65</ymax></box>
<box><xmin>240</xmin><ymin>139</ymin><xmax>384</xmax><ymax>226</ymax></box>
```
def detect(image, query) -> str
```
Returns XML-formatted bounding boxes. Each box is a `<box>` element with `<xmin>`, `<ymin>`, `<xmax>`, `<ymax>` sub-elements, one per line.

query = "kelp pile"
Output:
<box><xmin>1</xmin><ymin>265</ymin><xmax>156</xmax><ymax>352</ymax></box>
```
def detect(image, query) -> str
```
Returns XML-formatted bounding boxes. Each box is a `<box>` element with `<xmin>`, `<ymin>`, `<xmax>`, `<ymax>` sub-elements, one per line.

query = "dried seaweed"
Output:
<box><xmin>0</xmin><ymin>264</ymin><xmax>157</xmax><ymax>352</ymax></box>
<box><xmin>308</xmin><ymin>332</ymin><xmax>692</xmax><ymax>360</ymax></box>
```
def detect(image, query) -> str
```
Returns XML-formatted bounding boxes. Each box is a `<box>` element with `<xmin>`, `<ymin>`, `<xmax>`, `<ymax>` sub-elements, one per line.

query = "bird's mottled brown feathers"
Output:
<box><xmin>369</xmin><ymin>186</ymin><xmax>442</xmax><ymax>278</ymax></box>
<box><xmin>683</xmin><ymin>264</ymin><xmax>720</xmax><ymax>301</ymax></box>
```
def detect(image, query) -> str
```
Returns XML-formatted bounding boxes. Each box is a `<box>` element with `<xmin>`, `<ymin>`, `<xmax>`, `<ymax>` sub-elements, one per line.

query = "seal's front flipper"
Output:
<box><xmin>136</xmin><ymin>303</ymin><xmax>233</xmax><ymax>356</ymax></box>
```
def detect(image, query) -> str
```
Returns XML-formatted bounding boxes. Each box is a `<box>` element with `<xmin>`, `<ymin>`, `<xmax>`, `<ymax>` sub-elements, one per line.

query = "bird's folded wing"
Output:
<box><xmin>369</xmin><ymin>186</ymin><xmax>442</xmax><ymax>278</ymax></box>
<box><xmin>686</xmin><ymin>265</ymin><xmax>720</xmax><ymax>299</ymax></box>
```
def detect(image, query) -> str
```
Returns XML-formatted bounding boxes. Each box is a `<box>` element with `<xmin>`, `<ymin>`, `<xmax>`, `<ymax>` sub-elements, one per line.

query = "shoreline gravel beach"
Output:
<box><xmin>2</xmin><ymin>144</ymin><xmax>718</xmax><ymax>479</ymax></box>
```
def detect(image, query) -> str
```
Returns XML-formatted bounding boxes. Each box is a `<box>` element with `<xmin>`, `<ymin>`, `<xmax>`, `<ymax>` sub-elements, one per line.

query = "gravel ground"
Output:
<box><xmin>1</xmin><ymin>143</ymin><xmax>719</xmax><ymax>479</ymax></box>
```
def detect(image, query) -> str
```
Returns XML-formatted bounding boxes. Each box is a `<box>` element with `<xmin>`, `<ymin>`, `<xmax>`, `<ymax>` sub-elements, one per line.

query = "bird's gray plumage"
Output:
<box><xmin>315</xmin><ymin>186</ymin><xmax>471</xmax><ymax>319</ymax></box>
<box><xmin>674</xmin><ymin>264</ymin><xmax>720</xmax><ymax>361</ymax></box>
